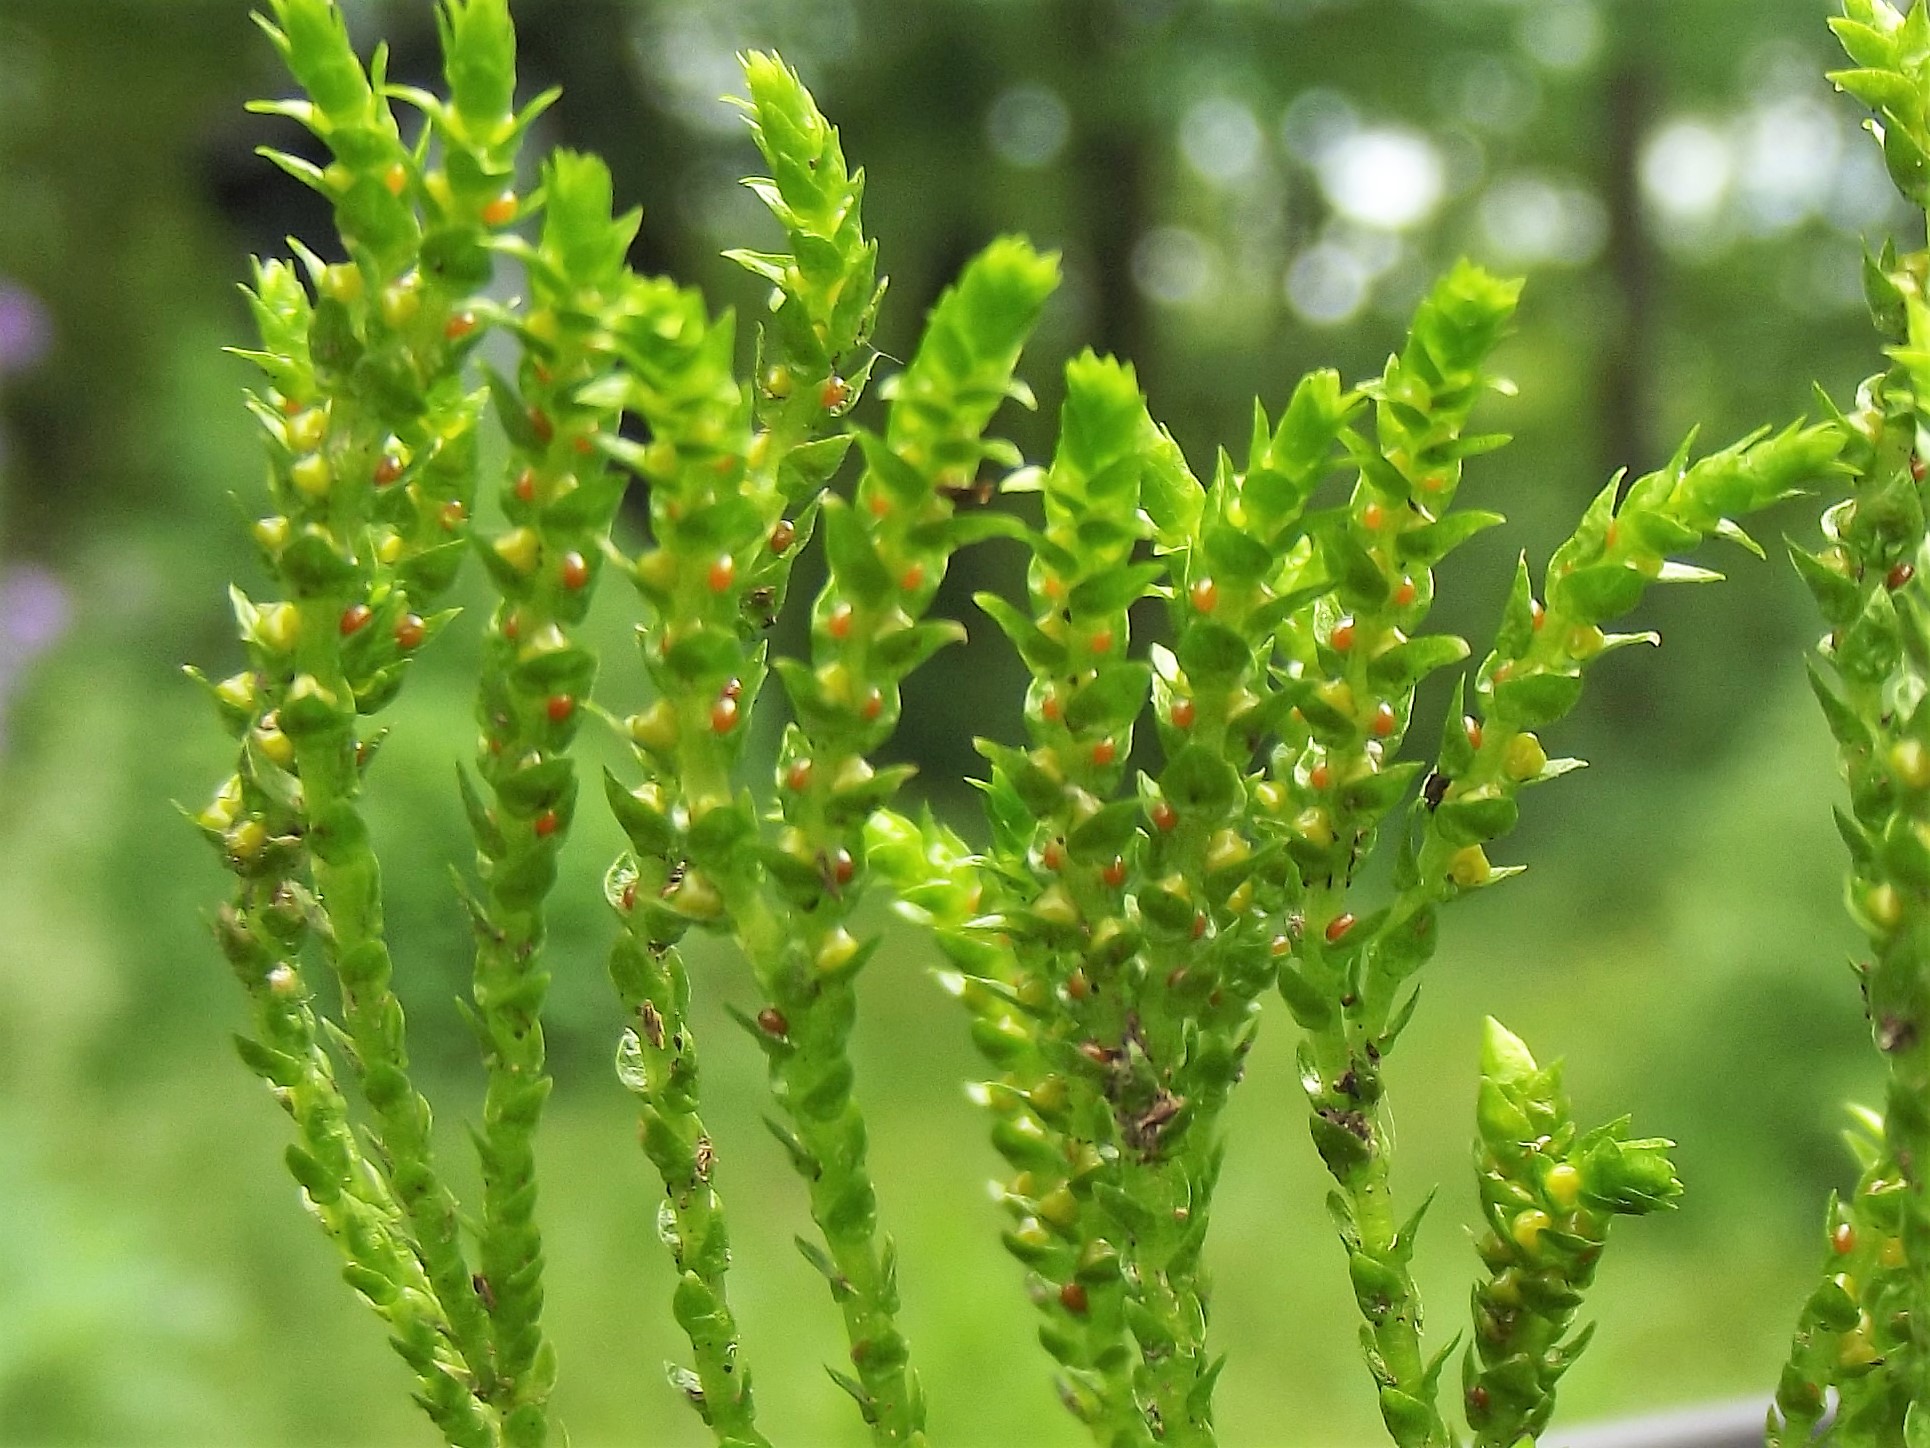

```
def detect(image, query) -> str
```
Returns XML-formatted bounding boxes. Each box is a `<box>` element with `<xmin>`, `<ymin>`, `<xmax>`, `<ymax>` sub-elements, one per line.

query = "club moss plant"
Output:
<box><xmin>1770</xmin><ymin>4</ymin><xmax>1930</xmax><ymax>1444</ymax></box>
<box><xmin>187</xmin><ymin>2</ymin><xmax>1924</xmax><ymax>1446</ymax></box>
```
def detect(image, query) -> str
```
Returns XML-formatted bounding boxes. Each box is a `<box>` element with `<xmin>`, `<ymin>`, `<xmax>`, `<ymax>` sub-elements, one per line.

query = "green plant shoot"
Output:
<box><xmin>188</xmin><ymin>5</ymin><xmax>1870</xmax><ymax>1448</ymax></box>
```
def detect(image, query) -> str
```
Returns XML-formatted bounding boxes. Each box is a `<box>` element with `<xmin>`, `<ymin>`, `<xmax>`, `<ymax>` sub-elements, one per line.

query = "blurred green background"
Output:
<box><xmin>0</xmin><ymin>0</ymin><xmax>1901</xmax><ymax>1443</ymax></box>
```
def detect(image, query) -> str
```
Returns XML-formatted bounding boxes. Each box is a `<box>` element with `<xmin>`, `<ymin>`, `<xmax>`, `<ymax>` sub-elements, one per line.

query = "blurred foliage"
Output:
<box><xmin>0</xmin><ymin>0</ymin><xmax>1895</xmax><ymax>1443</ymax></box>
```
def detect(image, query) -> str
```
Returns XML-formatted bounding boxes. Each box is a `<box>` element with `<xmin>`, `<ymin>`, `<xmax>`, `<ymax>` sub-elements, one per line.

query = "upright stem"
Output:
<box><xmin>739</xmin><ymin>884</ymin><xmax>925</xmax><ymax>1447</ymax></box>
<box><xmin>607</xmin><ymin>647</ymin><xmax>771</xmax><ymax>1446</ymax></box>
<box><xmin>462</xmin><ymin>156</ymin><xmax>642</xmax><ymax>1444</ymax></box>
<box><xmin>291</xmin><ymin>572</ymin><xmax>498</xmax><ymax>1399</ymax></box>
<box><xmin>1299</xmin><ymin>881</ymin><xmax>1444</xmax><ymax>1448</ymax></box>
<box><xmin>610</xmin><ymin>921</ymin><xmax>771</xmax><ymax>1448</ymax></box>
<box><xmin>218</xmin><ymin>888</ymin><xmax>499</xmax><ymax>1447</ymax></box>
<box><xmin>682</xmin><ymin>711</ymin><xmax>923</xmax><ymax>1445</ymax></box>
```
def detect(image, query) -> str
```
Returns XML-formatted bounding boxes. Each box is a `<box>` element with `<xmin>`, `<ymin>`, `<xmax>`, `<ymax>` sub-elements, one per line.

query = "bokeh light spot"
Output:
<box><xmin>1477</xmin><ymin>173</ymin><xmax>1606</xmax><ymax>267</ymax></box>
<box><xmin>1285</xmin><ymin>242</ymin><xmax>1370</xmax><ymax>325</ymax></box>
<box><xmin>1181</xmin><ymin>97</ymin><xmax>1265</xmax><ymax>185</ymax></box>
<box><xmin>1641</xmin><ymin>119</ymin><xmax>1734</xmax><ymax>227</ymax></box>
<box><xmin>1519</xmin><ymin>1</ymin><xmax>1603</xmax><ymax>74</ymax></box>
<box><xmin>1279</xmin><ymin>88</ymin><xmax>1359</xmax><ymax>164</ymax></box>
<box><xmin>1317</xmin><ymin>128</ymin><xmax>1444</xmax><ymax>231</ymax></box>
<box><xmin>987</xmin><ymin>83</ymin><xmax>1072</xmax><ymax>169</ymax></box>
<box><xmin>1133</xmin><ymin>226</ymin><xmax>1217</xmax><ymax>306</ymax></box>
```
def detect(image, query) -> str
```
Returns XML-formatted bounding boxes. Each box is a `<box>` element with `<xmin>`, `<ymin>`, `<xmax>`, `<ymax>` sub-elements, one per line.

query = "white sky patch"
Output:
<box><xmin>987</xmin><ymin>83</ymin><xmax>1072</xmax><ymax>169</ymax></box>
<box><xmin>1181</xmin><ymin>96</ymin><xmax>1265</xmax><ymax>185</ymax></box>
<box><xmin>1133</xmin><ymin>226</ymin><xmax>1218</xmax><ymax>306</ymax></box>
<box><xmin>1286</xmin><ymin>242</ymin><xmax>1370</xmax><ymax>326</ymax></box>
<box><xmin>1318</xmin><ymin>127</ymin><xmax>1446</xmax><ymax>231</ymax></box>
<box><xmin>1478</xmin><ymin>173</ymin><xmax>1607</xmax><ymax>266</ymax></box>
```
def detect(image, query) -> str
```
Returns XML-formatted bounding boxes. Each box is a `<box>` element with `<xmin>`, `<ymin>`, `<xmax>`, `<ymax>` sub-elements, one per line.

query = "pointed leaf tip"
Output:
<box><xmin>1480</xmin><ymin>1017</ymin><xmax>1538</xmax><ymax>1084</ymax></box>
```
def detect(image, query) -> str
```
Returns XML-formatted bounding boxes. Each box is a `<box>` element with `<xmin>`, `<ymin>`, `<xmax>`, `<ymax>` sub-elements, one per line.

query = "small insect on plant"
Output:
<box><xmin>185</xmin><ymin>1</ymin><xmax>1930</xmax><ymax>1445</ymax></box>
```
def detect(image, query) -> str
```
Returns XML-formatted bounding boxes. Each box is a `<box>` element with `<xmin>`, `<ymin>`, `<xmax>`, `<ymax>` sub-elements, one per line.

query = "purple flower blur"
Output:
<box><xmin>0</xmin><ymin>565</ymin><xmax>72</xmax><ymax>758</ymax></box>
<box><xmin>0</xmin><ymin>283</ymin><xmax>49</xmax><ymax>377</ymax></box>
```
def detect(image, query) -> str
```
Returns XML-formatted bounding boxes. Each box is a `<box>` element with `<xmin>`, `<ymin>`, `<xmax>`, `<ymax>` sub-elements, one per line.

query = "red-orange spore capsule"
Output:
<box><xmin>901</xmin><ymin>563</ymin><xmax>926</xmax><ymax>592</ymax></box>
<box><xmin>1041</xmin><ymin>693</ymin><xmax>1062</xmax><ymax>723</ymax></box>
<box><xmin>1604</xmin><ymin>521</ymin><xmax>1619</xmax><ymax>550</ymax></box>
<box><xmin>1531</xmin><ymin>600</ymin><xmax>1546</xmax><ymax>631</ymax></box>
<box><xmin>1468</xmin><ymin>1386</ymin><xmax>1490</xmax><ymax>1415</ymax></box>
<box><xmin>383</xmin><ymin>162</ymin><xmax>408</xmax><ymax>196</ymax></box>
<box><xmin>280</xmin><ymin>395</ymin><xmax>305</xmax><ymax>417</ymax></box>
<box><xmin>1066</xmin><ymin>970</ymin><xmax>1092</xmax><ymax>1000</ymax></box>
<box><xmin>711</xmin><ymin>695</ymin><xmax>740</xmax><ymax>734</ymax></box>
<box><xmin>514</xmin><ymin>469</ymin><xmax>537</xmax><ymax>503</ymax></box>
<box><xmin>757</xmin><ymin>1007</ymin><xmax>789</xmax><ymax>1036</ymax></box>
<box><xmin>1191</xmin><ymin>912</ymin><xmax>1207</xmax><ymax>940</ymax></box>
<box><xmin>482</xmin><ymin>191</ymin><xmax>519</xmax><ymax>226</ymax></box>
<box><xmin>720</xmin><ymin>677</ymin><xmax>743</xmax><ymax>700</ymax></box>
<box><xmin>560</xmin><ymin>552</ymin><xmax>589</xmax><ymax>590</ymax></box>
<box><xmin>833</xmin><ymin>850</ymin><xmax>856</xmax><ymax>886</ymax></box>
<box><xmin>1372</xmin><ymin>703</ymin><xmax>1397</xmax><ymax>738</ymax></box>
<box><xmin>1042</xmin><ymin>841</ymin><xmax>1065</xmax><ymax>872</ymax></box>
<box><xmin>444</xmin><ymin>311</ymin><xmax>478</xmax><ymax>341</ymax></box>
<box><xmin>867</xmin><ymin>492</ymin><xmax>891</xmax><ymax>519</ymax></box>
<box><xmin>828</xmin><ymin>603</ymin><xmax>855</xmax><ymax>640</ymax></box>
<box><xmin>573</xmin><ymin>433</ymin><xmax>595</xmax><ymax>455</ymax></box>
<box><xmin>1889</xmin><ymin>562</ymin><xmax>1916</xmax><ymax>591</ymax></box>
<box><xmin>620</xmin><ymin>880</ymin><xmax>637</xmax><ymax>912</ymax></box>
<box><xmin>1059</xmin><ymin>1282</ymin><xmax>1089</xmax><ymax>1316</ymax></box>
<box><xmin>1091</xmin><ymin>738</ymin><xmax>1117</xmax><ymax>767</ymax></box>
<box><xmin>1833</xmin><ymin>1222</ymin><xmax>1857</xmax><ymax>1255</ymax></box>
<box><xmin>374</xmin><ymin>454</ymin><xmax>404</xmax><ymax>487</ymax></box>
<box><xmin>708</xmin><ymin>555</ymin><xmax>736</xmax><ymax>593</ymax></box>
<box><xmin>528</xmin><ymin>407</ymin><xmax>554</xmax><ymax>444</ymax></box>
<box><xmin>1189</xmin><ymin>577</ymin><xmax>1219</xmax><ymax>614</ymax></box>
<box><xmin>1362</xmin><ymin>501</ymin><xmax>1386</xmax><ymax>531</ymax></box>
<box><xmin>534</xmin><ymin>809</ymin><xmax>560</xmax><ymax>837</ymax></box>
<box><xmin>784</xmin><ymin>759</ymin><xmax>813</xmax><ymax>792</ymax></box>
<box><xmin>1151</xmin><ymin>800</ymin><xmax>1178</xmax><ymax>832</ymax></box>
<box><xmin>1310</xmin><ymin>762</ymin><xmax>1331</xmax><ymax>792</ymax></box>
<box><xmin>1915</xmin><ymin>456</ymin><xmax>1927</xmax><ymax>483</ymax></box>
<box><xmin>340</xmin><ymin>604</ymin><xmax>373</xmax><ymax>636</ymax></box>
<box><xmin>1042</xmin><ymin>574</ymin><xmax>1065</xmax><ymax>600</ymax></box>
<box><xmin>1172</xmin><ymin>698</ymin><xmax>1196</xmax><ymax>729</ymax></box>
<box><xmin>860</xmin><ymin>689</ymin><xmax>884</xmax><ymax>721</ymax></box>
<box><xmin>1393</xmin><ymin>578</ymin><xmax>1417</xmax><ymax>607</ymax></box>
<box><xmin>1331</xmin><ymin>619</ymin><xmax>1356</xmax><ymax>652</ymax></box>
<box><xmin>1090</xmin><ymin>628</ymin><xmax>1115</xmax><ymax>655</ymax></box>
<box><xmin>394</xmin><ymin>614</ymin><xmax>425</xmax><ymax>650</ymax></box>
<box><xmin>1103</xmin><ymin>857</ymin><xmax>1127</xmax><ymax>888</ymax></box>
<box><xmin>1324</xmin><ymin>913</ymin><xmax>1356</xmax><ymax>944</ymax></box>
<box><xmin>546</xmin><ymin>694</ymin><xmax>575</xmax><ymax>724</ymax></box>
<box><xmin>504</xmin><ymin>613</ymin><xmax>521</xmax><ymax>642</ymax></box>
<box><xmin>1464</xmin><ymin>716</ymin><xmax>1483</xmax><ymax>751</ymax></box>
<box><xmin>820</xmin><ymin>376</ymin><xmax>850</xmax><ymax>411</ymax></box>
<box><xmin>770</xmin><ymin>520</ymin><xmax>796</xmax><ymax>554</ymax></box>
<box><xmin>1421</xmin><ymin>474</ymin><xmax>1447</xmax><ymax>495</ymax></box>
<box><xmin>440</xmin><ymin>501</ymin><xmax>467</xmax><ymax>530</ymax></box>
